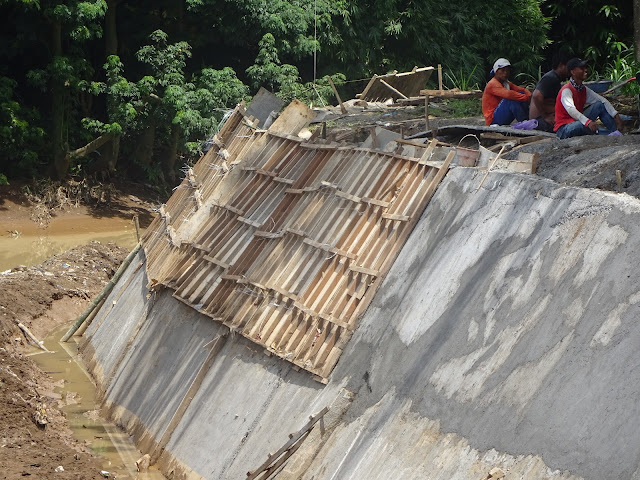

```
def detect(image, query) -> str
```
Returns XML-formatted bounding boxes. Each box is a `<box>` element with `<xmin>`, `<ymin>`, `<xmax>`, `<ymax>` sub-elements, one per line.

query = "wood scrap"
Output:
<box><xmin>326</xmin><ymin>76</ymin><xmax>347</xmax><ymax>114</ymax></box>
<box><xmin>477</xmin><ymin>143</ymin><xmax>509</xmax><ymax>190</ymax></box>
<box><xmin>17</xmin><ymin>322</ymin><xmax>49</xmax><ymax>352</ymax></box>
<box><xmin>246</xmin><ymin>407</ymin><xmax>329</xmax><ymax>480</ymax></box>
<box><xmin>418</xmin><ymin>89</ymin><xmax>483</xmax><ymax>99</ymax></box>
<box><xmin>379</xmin><ymin>79</ymin><xmax>408</xmax><ymax>99</ymax></box>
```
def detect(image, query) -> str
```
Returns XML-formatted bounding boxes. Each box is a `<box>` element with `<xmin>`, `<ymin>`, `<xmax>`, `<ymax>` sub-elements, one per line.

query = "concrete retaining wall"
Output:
<box><xmin>83</xmin><ymin>168</ymin><xmax>640</xmax><ymax>479</ymax></box>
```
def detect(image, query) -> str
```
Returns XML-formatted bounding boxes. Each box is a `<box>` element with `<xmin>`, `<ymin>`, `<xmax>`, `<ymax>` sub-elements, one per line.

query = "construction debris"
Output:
<box><xmin>357</xmin><ymin>67</ymin><xmax>434</xmax><ymax>102</ymax></box>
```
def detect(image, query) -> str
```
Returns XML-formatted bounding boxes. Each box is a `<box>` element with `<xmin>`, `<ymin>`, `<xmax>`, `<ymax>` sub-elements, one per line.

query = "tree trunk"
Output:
<box><xmin>635</xmin><ymin>0</ymin><xmax>640</xmax><ymax>62</ymax></box>
<box><xmin>134</xmin><ymin>122</ymin><xmax>156</xmax><ymax>165</ymax></box>
<box><xmin>103</xmin><ymin>0</ymin><xmax>122</xmax><ymax>170</ymax></box>
<box><xmin>64</xmin><ymin>132</ymin><xmax>114</xmax><ymax>174</ymax></box>
<box><xmin>105</xmin><ymin>0</ymin><xmax>119</xmax><ymax>56</ymax></box>
<box><xmin>51</xmin><ymin>21</ymin><xmax>68</xmax><ymax>180</ymax></box>
<box><xmin>105</xmin><ymin>134</ymin><xmax>120</xmax><ymax>171</ymax></box>
<box><xmin>163</xmin><ymin>125</ymin><xmax>180</xmax><ymax>185</ymax></box>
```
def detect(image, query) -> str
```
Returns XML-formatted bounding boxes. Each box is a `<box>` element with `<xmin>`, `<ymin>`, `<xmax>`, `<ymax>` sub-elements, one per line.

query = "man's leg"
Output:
<box><xmin>556</xmin><ymin>121</ymin><xmax>591</xmax><ymax>139</ymax></box>
<box><xmin>535</xmin><ymin>115</ymin><xmax>554</xmax><ymax>133</ymax></box>
<box><xmin>511</xmin><ymin>100</ymin><xmax>529</xmax><ymax>122</ymax></box>
<box><xmin>492</xmin><ymin>99</ymin><xmax>529</xmax><ymax>126</ymax></box>
<box><xmin>583</xmin><ymin>101</ymin><xmax>618</xmax><ymax>133</ymax></box>
<box><xmin>491</xmin><ymin>99</ymin><xmax>514</xmax><ymax>125</ymax></box>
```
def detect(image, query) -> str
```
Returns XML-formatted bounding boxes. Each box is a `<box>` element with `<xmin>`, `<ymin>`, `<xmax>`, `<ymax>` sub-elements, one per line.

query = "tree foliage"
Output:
<box><xmin>543</xmin><ymin>0</ymin><xmax>633</xmax><ymax>71</ymax></box>
<box><xmin>0</xmin><ymin>0</ymin><xmax>635</xmax><ymax>185</ymax></box>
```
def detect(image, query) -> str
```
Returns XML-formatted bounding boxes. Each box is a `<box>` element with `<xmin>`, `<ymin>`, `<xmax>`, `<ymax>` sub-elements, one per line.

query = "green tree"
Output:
<box><xmin>327</xmin><ymin>0</ymin><xmax>548</xmax><ymax>83</ymax></box>
<box><xmin>132</xmin><ymin>30</ymin><xmax>248</xmax><ymax>182</ymax></box>
<box><xmin>0</xmin><ymin>77</ymin><xmax>45</xmax><ymax>178</ymax></box>
<box><xmin>543</xmin><ymin>1</ymin><xmax>633</xmax><ymax>72</ymax></box>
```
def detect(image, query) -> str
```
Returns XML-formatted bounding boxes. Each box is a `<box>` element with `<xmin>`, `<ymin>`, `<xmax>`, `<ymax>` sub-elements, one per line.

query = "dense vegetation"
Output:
<box><xmin>0</xmin><ymin>0</ymin><xmax>636</xmax><ymax>185</ymax></box>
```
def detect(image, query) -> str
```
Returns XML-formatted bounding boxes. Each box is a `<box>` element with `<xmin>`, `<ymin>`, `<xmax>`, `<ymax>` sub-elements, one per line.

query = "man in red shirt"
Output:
<box><xmin>554</xmin><ymin>58</ymin><xmax>623</xmax><ymax>138</ymax></box>
<box><xmin>482</xmin><ymin>58</ymin><xmax>532</xmax><ymax>126</ymax></box>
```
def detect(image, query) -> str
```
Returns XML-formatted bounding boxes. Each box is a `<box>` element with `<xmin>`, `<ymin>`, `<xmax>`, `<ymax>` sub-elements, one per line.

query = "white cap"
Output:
<box><xmin>490</xmin><ymin>58</ymin><xmax>511</xmax><ymax>76</ymax></box>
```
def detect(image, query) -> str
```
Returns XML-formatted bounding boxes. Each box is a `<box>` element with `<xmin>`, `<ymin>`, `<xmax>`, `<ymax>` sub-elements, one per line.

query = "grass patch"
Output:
<box><xmin>430</xmin><ymin>98</ymin><xmax>482</xmax><ymax>118</ymax></box>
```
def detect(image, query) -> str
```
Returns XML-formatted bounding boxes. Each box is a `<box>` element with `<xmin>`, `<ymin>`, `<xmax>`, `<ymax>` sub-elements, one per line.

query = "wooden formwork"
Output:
<box><xmin>141</xmin><ymin>101</ymin><xmax>452</xmax><ymax>381</ymax></box>
<box><xmin>357</xmin><ymin>67</ymin><xmax>435</xmax><ymax>102</ymax></box>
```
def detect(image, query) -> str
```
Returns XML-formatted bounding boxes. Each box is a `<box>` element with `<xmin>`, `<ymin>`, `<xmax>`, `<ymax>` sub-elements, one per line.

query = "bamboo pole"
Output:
<box><xmin>74</xmin><ymin>297</ymin><xmax>107</xmax><ymax>337</ymax></box>
<box><xmin>133</xmin><ymin>214</ymin><xmax>141</xmax><ymax>243</ymax></box>
<box><xmin>61</xmin><ymin>243</ymin><xmax>142</xmax><ymax>342</ymax></box>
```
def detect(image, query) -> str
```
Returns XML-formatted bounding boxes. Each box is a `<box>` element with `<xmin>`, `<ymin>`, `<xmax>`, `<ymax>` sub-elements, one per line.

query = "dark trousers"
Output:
<box><xmin>491</xmin><ymin>98</ymin><xmax>529</xmax><ymax>126</ymax></box>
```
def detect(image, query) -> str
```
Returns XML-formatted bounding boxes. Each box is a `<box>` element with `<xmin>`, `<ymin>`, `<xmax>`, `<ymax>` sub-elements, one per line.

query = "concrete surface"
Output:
<box><xmin>84</xmin><ymin>167</ymin><xmax>640</xmax><ymax>479</ymax></box>
<box><xmin>512</xmin><ymin>135</ymin><xmax>640</xmax><ymax>200</ymax></box>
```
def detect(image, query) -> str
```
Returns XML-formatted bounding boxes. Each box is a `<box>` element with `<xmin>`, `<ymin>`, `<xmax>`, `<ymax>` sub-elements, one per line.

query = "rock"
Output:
<box><xmin>55</xmin><ymin>465</ymin><xmax>64</xmax><ymax>472</ymax></box>
<box><xmin>33</xmin><ymin>402</ymin><xmax>48</xmax><ymax>427</ymax></box>
<box><xmin>135</xmin><ymin>453</ymin><xmax>151</xmax><ymax>472</ymax></box>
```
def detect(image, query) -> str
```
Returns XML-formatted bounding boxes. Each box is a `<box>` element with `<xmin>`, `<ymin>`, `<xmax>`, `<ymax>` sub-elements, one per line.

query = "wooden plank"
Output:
<box><xmin>246</xmin><ymin>407</ymin><xmax>329</xmax><ymax>480</ymax></box>
<box><xmin>273</xmin><ymin>176</ymin><xmax>295</xmax><ymax>185</ymax></box>
<box><xmin>381</xmin><ymin>213</ymin><xmax>410</xmax><ymax>222</ymax></box>
<box><xmin>327</xmin><ymin>75</ymin><xmax>347</xmax><ymax>114</ymax></box>
<box><xmin>203</xmin><ymin>255</ymin><xmax>231</xmax><ymax>270</ymax></box>
<box><xmin>254</xmin><ymin>230</ymin><xmax>285</xmax><ymax>239</ymax></box>
<box><xmin>267</xmin><ymin>99</ymin><xmax>315</xmax><ymax>136</ymax></box>
<box><xmin>238</xmin><ymin>216</ymin><xmax>263</xmax><ymax>228</ymax></box>
<box><xmin>419</xmin><ymin>89</ymin><xmax>483</xmax><ymax>99</ymax></box>
<box><xmin>362</xmin><ymin>197</ymin><xmax>391</xmax><ymax>208</ymax></box>
<box><xmin>348</xmin><ymin>265</ymin><xmax>379</xmax><ymax>276</ymax></box>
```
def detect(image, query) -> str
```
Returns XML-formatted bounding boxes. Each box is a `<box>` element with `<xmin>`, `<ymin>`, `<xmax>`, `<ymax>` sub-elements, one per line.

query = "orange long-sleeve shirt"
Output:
<box><xmin>482</xmin><ymin>77</ymin><xmax>532</xmax><ymax>125</ymax></box>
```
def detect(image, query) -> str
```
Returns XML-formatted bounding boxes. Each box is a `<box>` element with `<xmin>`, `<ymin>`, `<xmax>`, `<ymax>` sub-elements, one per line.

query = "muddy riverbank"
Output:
<box><xmin>0</xmin><ymin>180</ymin><xmax>159</xmax><ymax>272</ymax></box>
<box><xmin>0</xmin><ymin>182</ymin><xmax>164</xmax><ymax>478</ymax></box>
<box><xmin>0</xmin><ymin>242</ymin><xmax>129</xmax><ymax>478</ymax></box>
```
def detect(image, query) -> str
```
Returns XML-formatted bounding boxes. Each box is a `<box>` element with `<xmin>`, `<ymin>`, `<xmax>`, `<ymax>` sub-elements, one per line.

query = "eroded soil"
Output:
<box><xmin>0</xmin><ymin>241</ymin><xmax>128</xmax><ymax>479</ymax></box>
<box><xmin>0</xmin><ymin>181</ymin><xmax>159</xmax><ymax>479</ymax></box>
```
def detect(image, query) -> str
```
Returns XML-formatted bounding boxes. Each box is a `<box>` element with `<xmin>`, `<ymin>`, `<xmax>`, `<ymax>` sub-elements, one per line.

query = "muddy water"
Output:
<box><xmin>0</xmin><ymin>211</ymin><xmax>139</xmax><ymax>271</ymax></box>
<box><xmin>28</xmin><ymin>324</ymin><xmax>166</xmax><ymax>480</ymax></box>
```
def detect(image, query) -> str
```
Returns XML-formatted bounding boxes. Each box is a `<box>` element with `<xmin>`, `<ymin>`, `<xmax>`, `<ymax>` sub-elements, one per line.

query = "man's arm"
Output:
<box><xmin>585</xmin><ymin>88</ymin><xmax>623</xmax><ymax>130</ymax></box>
<box><xmin>486</xmin><ymin>81</ymin><xmax>530</xmax><ymax>102</ymax></box>
<box><xmin>560</xmin><ymin>88</ymin><xmax>591</xmax><ymax>125</ymax></box>
<box><xmin>529</xmin><ymin>89</ymin><xmax>545</xmax><ymax>119</ymax></box>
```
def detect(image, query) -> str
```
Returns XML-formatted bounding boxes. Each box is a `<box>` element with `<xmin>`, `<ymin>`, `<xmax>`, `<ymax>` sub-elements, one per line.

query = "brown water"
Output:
<box><xmin>0</xmin><ymin>207</ymin><xmax>139</xmax><ymax>271</ymax></box>
<box><xmin>28</xmin><ymin>324</ymin><xmax>166</xmax><ymax>480</ymax></box>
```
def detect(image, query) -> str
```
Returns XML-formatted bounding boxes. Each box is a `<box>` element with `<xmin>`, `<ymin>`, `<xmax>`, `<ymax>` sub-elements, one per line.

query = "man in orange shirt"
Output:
<box><xmin>482</xmin><ymin>58</ymin><xmax>532</xmax><ymax>126</ymax></box>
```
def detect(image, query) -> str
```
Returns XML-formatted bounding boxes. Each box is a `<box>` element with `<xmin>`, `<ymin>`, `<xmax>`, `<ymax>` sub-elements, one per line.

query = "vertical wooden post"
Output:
<box><xmin>438</xmin><ymin>64</ymin><xmax>443</xmax><ymax>91</ymax></box>
<box><xmin>133</xmin><ymin>214</ymin><xmax>141</xmax><ymax>243</ymax></box>
<box><xmin>327</xmin><ymin>76</ymin><xmax>347</xmax><ymax>114</ymax></box>
<box><xmin>425</xmin><ymin>94</ymin><xmax>430</xmax><ymax>131</ymax></box>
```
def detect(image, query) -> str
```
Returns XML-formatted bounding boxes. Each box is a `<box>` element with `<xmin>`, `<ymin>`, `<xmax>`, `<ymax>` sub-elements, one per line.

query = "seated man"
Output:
<box><xmin>529</xmin><ymin>51</ymin><xmax>571</xmax><ymax>132</ymax></box>
<box><xmin>482</xmin><ymin>58</ymin><xmax>531</xmax><ymax>126</ymax></box>
<box><xmin>555</xmin><ymin>58</ymin><xmax>623</xmax><ymax>138</ymax></box>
